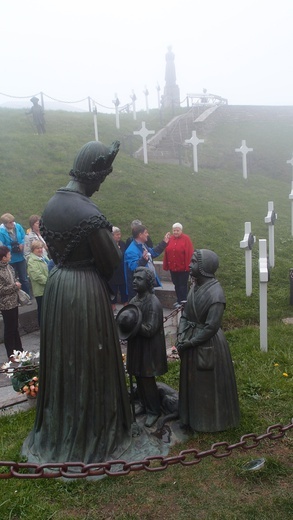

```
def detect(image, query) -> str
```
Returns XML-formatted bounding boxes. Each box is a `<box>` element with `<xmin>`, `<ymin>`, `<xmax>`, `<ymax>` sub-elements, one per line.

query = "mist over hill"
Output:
<box><xmin>1</xmin><ymin>105</ymin><xmax>293</xmax><ymax>327</ymax></box>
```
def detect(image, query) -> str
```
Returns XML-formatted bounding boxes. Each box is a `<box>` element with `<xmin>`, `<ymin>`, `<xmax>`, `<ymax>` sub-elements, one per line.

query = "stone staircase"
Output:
<box><xmin>134</xmin><ymin>105</ymin><xmax>208</xmax><ymax>165</ymax></box>
<box><xmin>134</xmin><ymin>104</ymin><xmax>293</xmax><ymax>174</ymax></box>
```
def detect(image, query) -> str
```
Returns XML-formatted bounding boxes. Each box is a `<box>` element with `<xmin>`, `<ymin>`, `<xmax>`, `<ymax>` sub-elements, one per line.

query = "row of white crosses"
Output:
<box><xmin>240</xmin><ymin>201</ymin><xmax>277</xmax><ymax>352</ymax></box>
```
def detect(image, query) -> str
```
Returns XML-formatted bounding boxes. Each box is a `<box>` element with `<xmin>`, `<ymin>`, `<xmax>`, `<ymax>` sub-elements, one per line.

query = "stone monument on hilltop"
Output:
<box><xmin>162</xmin><ymin>46</ymin><xmax>180</xmax><ymax>110</ymax></box>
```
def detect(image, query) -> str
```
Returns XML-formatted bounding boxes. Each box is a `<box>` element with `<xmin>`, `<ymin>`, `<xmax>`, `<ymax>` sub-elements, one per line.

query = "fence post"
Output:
<box><xmin>289</xmin><ymin>268</ymin><xmax>293</xmax><ymax>304</ymax></box>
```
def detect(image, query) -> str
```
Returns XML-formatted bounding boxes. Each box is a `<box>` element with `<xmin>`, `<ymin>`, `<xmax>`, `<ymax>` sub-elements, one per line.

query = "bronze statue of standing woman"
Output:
<box><xmin>22</xmin><ymin>141</ymin><xmax>132</xmax><ymax>464</ymax></box>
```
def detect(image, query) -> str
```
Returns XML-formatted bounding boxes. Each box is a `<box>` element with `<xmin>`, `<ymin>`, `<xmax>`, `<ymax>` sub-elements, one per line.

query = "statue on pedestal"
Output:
<box><xmin>162</xmin><ymin>46</ymin><xmax>180</xmax><ymax>109</ymax></box>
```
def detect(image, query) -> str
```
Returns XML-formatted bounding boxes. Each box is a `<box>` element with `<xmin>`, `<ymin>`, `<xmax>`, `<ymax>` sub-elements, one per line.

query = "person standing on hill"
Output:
<box><xmin>163</xmin><ymin>222</ymin><xmax>194</xmax><ymax>306</ymax></box>
<box><xmin>26</xmin><ymin>96</ymin><xmax>46</xmax><ymax>134</ymax></box>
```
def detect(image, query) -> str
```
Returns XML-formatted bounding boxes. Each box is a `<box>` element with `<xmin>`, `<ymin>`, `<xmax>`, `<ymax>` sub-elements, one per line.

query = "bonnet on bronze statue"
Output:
<box><xmin>116</xmin><ymin>304</ymin><xmax>142</xmax><ymax>340</ymax></box>
<box><xmin>196</xmin><ymin>249</ymin><xmax>219</xmax><ymax>277</ymax></box>
<box><xmin>69</xmin><ymin>140</ymin><xmax>120</xmax><ymax>184</ymax></box>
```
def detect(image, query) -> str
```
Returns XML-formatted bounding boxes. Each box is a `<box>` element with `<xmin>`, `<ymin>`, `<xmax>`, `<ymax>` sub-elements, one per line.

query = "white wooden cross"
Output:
<box><xmin>185</xmin><ymin>131</ymin><xmax>204</xmax><ymax>173</ymax></box>
<box><xmin>289</xmin><ymin>182</ymin><xmax>293</xmax><ymax>236</ymax></box>
<box><xmin>92</xmin><ymin>102</ymin><xmax>98</xmax><ymax>141</ymax></box>
<box><xmin>286</xmin><ymin>154</ymin><xmax>293</xmax><ymax>177</ymax></box>
<box><xmin>131</xmin><ymin>90</ymin><xmax>137</xmax><ymax>120</ymax></box>
<box><xmin>264</xmin><ymin>201</ymin><xmax>277</xmax><ymax>268</ymax></box>
<box><xmin>240</xmin><ymin>221</ymin><xmax>255</xmax><ymax>296</ymax></box>
<box><xmin>144</xmin><ymin>87</ymin><xmax>149</xmax><ymax>114</ymax></box>
<box><xmin>112</xmin><ymin>93</ymin><xmax>120</xmax><ymax>130</ymax></box>
<box><xmin>133</xmin><ymin>121</ymin><xmax>155</xmax><ymax>164</ymax></box>
<box><xmin>259</xmin><ymin>239</ymin><xmax>268</xmax><ymax>352</ymax></box>
<box><xmin>235</xmin><ymin>140</ymin><xmax>253</xmax><ymax>179</ymax></box>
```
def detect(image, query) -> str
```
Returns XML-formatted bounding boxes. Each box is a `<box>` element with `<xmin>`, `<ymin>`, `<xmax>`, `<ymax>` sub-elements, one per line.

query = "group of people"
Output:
<box><xmin>0</xmin><ymin>213</ymin><xmax>50</xmax><ymax>361</ymax></box>
<box><xmin>109</xmin><ymin>219</ymin><xmax>194</xmax><ymax>310</ymax></box>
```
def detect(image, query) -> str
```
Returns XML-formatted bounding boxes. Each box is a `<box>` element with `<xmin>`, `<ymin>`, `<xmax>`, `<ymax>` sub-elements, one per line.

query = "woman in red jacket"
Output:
<box><xmin>163</xmin><ymin>223</ymin><xmax>194</xmax><ymax>305</ymax></box>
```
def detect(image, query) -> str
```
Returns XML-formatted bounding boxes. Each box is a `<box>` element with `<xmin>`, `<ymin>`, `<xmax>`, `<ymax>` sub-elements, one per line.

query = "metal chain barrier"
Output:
<box><xmin>0</xmin><ymin>421</ymin><xmax>291</xmax><ymax>479</ymax></box>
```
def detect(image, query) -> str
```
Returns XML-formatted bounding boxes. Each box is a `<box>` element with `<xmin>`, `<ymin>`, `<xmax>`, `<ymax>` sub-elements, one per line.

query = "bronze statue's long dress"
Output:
<box><xmin>22</xmin><ymin>188</ymin><xmax>132</xmax><ymax>464</ymax></box>
<box><xmin>178</xmin><ymin>279</ymin><xmax>240</xmax><ymax>432</ymax></box>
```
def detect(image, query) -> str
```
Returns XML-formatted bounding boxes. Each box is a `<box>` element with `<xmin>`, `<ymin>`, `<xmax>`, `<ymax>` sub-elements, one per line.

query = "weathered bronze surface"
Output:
<box><xmin>22</xmin><ymin>141</ymin><xmax>133</xmax><ymax>464</ymax></box>
<box><xmin>177</xmin><ymin>249</ymin><xmax>240</xmax><ymax>432</ymax></box>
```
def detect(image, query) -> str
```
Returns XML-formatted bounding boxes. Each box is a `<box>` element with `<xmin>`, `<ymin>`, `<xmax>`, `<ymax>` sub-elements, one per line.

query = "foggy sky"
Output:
<box><xmin>1</xmin><ymin>0</ymin><xmax>292</xmax><ymax>112</ymax></box>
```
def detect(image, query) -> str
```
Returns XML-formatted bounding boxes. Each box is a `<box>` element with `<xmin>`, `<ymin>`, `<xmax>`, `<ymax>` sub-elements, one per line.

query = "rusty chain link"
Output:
<box><xmin>0</xmin><ymin>421</ymin><xmax>291</xmax><ymax>479</ymax></box>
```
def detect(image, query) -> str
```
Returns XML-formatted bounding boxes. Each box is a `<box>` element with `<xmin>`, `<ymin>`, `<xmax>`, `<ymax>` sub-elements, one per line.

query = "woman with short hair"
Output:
<box><xmin>27</xmin><ymin>240</ymin><xmax>49</xmax><ymax>326</ymax></box>
<box><xmin>0</xmin><ymin>213</ymin><xmax>31</xmax><ymax>298</ymax></box>
<box><xmin>0</xmin><ymin>245</ymin><xmax>23</xmax><ymax>361</ymax></box>
<box><xmin>24</xmin><ymin>215</ymin><xmax>48</xmax><ymax>260</ymax></box>
<box><xmin>163</xmin><ymin>222</ymin><xmax>194</xmax><ymax>305</ymax></box>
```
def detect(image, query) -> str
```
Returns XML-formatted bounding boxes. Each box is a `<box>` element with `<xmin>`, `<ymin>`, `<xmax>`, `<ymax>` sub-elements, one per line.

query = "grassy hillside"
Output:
<box><xmin>0</xmin><ymin>107</ymin><xmax>292</xmax><ymax>520</ymax></box>
<box><xmin>1</xmin><ymin>106</ymin><xmax>293</xmax><ymax>330</ymax></box>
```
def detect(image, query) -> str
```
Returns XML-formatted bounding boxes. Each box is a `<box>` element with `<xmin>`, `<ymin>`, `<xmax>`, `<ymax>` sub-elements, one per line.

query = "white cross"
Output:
<box><xmin>287</xmin><ymin>154</ymin><xmax>293</xmax><ymax>178</ymax></box>
<box><xmin>144</xmin><ymin>87</ymin><xmax>149</xmax><ymax>114</ymax></box>
<box><xmin>185</xmin><ymin>131</ymin><xmax>204</xmax><ymax>173</ymax></box>
<box><xmin>112</xmin><ymin>94</ymin><xmax>120</xmax><ymax>130</ymax></box>
<box><xmin>131</xmin><ymin>90</ymin><xmax>137</xmax><ymax>120</ymax></box>
<box><xmin>289</xmin><ymin>182</ymin><xmax>293</xmax><ymax>236</ymax></box>
<box><xmin>240</xmin><ymin>221</ymin><xmax>255</xmax><ymax>296</ymax></box>
<box><xmin>264</xmin><ymin>201</ymin><xmax>277</xmax><ymax>268</ymax></box>
<box><xmin>235</xmin><ymin>140</ymin><xmax>253</xmax><ymax>179</ymax></box>
<box><xmin>133</xmin><ymin>122</ymin><xmax>155</xmax><ymax>164</ymax></box>
<box><xmin>259</xmin><ymin>239</ymin><xmax>268</xmax><ymax>352</ymax></box>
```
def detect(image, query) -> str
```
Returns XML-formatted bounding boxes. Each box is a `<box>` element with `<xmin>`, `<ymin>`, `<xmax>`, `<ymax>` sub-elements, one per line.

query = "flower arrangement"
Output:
<box><xmin>1</xmin><ymin>350</ymin><xmax>40</xmax><ymax>397</ymax></box>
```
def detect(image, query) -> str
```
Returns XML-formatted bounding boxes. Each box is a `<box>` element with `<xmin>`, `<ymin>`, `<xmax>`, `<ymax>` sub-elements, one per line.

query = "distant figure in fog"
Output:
<box><xmin>27</xmin><ymin>97</ymin><xmax>46</xmax><ymax>134</ymax></box>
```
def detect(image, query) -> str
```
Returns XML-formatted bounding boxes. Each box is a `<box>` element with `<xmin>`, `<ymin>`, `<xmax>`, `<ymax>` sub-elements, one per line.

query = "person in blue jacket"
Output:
<box><xmin>124</xmin><ymin>224</ymin><xmax>170</xmax><ymax>300</ymax></box>
<box><xmin>0</xmin><ymin>213</ymin><xmax>31</xmax><ymax>297</ymax></box>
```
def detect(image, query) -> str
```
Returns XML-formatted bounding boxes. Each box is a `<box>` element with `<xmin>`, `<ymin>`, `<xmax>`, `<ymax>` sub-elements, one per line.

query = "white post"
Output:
<box><xmin>156</xmin><ymin>83</ymin><xmax>161</xmax><ymax>109</ymax></box>
<box><xmin>185</xmin><ymin>130</ymin><xmax>204</xmax><ymax>173</ymax></box>
<box><xmin>286</xmin><ymin>154</ymin><xmax>293</xmax><ymax>177</ymax></box>
<box><xmin>264</xmin><ymin>201</ymin><xmax>277</xmax><ymax>268</ymax></box>
<box><xmin>133</xmin><ymin>121</ymin><xmax>155</xmax><ymax>165</ymax></box>
<box><xmin>113</xmin><ymin>94</ymin><xmax>120</xmax><ymax>130</ymax></box>
<box><xmin>259</xmin><ymin>239</ymin><xmax>268</xmax><ymax>352</ymax></box>
<box><xmin>240</xmin><ymin>222</ymin><xmax>255</xmax><ymax>296</ymax></box>
<box><xmin>235</xmin><ymin>140</ymin><xmax>253</xmax><ymax>179</ymax></box>
<box><xmin>92</xmin><ymin>103</ymin><xmax>98</xmax><ymax>141</ymax></box>
<box><xmin>289</xmin><ymin>182</ymin><xmax>293</xmax><ymax>236</ymax></box>
<box><xmin>131</xmin><ymin>90</ymin><xmax>137</xmax><ymax>120</ymax></box>
<box><xmin>144</xmin><ymin>87</ymin><xmax>149</xmax><ymax>114</ymax></box>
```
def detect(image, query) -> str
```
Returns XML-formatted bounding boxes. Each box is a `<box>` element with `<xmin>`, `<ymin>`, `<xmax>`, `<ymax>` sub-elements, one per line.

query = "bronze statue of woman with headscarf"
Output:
<box><xmin>177</xmin><ymin>249</ymin><xmax>240</xmax><ymax>433</ymax></box>
<box><xmin>22</xmin><ymin>141</ymin><xmax>132</xmax><ymax>464</ymax></box>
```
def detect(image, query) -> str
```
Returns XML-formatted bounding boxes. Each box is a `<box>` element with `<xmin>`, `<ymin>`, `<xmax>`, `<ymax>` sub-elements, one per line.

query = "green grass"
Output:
<box><xmin>0</xmin><ymin>107</ymin><xmax>292</xmax><ymax>519</ymax></box>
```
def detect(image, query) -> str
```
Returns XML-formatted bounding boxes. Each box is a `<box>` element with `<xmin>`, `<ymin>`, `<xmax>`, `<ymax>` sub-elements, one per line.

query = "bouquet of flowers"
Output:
<box><xmin>1</xmin><ymin>350</ymin><xmax>40</xmax><ymax>397</ymax></box>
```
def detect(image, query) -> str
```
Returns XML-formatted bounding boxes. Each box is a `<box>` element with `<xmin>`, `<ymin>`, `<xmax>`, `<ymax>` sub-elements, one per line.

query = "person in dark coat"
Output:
<box><xmin>176</xmin><ymin>249</ymin><xmax>240</xmax><ymax>433</ymax></box>
<box><xmin>108</xmin><ymin>226</ymin><xmax>128</xmax><ymax>311</ymax></box>
<box><xmin>127</xmin><ymin>267</ymin><xmax>168</xmax><ymax>428</ymax></box>
<box><xmin>27</xmin><ymin>96</ymin><xmax>46</xmax><ymax>134</ymax></box>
